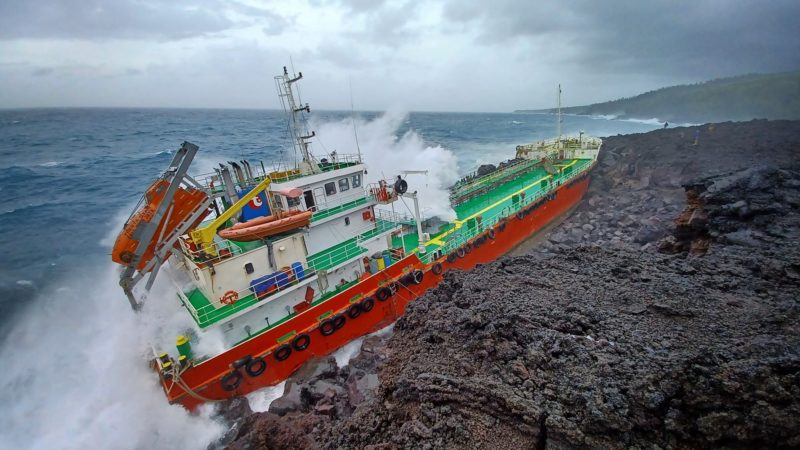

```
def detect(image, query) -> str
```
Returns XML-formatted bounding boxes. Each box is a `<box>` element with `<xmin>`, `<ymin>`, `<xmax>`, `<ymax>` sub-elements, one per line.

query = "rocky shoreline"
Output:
<box><xmin>215</xmin><ymin>120</ymin><xmax>800</xmax><ymax>449</ymax></box>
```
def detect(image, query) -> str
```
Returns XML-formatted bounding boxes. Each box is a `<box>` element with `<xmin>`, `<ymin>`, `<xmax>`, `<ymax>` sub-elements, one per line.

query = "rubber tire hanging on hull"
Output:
<box><xmin>292</xmin><ymin>333</ymin><xmax>311</xmax><ymax>351</ymax></box>
<box><xmin>376</xmin><ymin>287</ymin><xmax>391</xmax><ymax>301</ymax></box>
<box><xmin>347</xmin><ymin>303</ymin><xmax>362</xmax><ymax>319</ymax></box>
<box><xmin>274</xmin><ymin>344</ymin><xmax>292</xmax><ymax>362</ymax></box>
<box><xmin>221</xmin><ymin>371</ymin><xmax>243</xmax><ymax>392</ymax></box>
<box><xmin>431</xmin><ymin>263</ymin><xmax>443</xmax><ymax>275</ymax></box>
<box><xmin>245</xmin><ymin>357</ymin><xmax>267</xmax><ymax>377</ymax></box>
<box><xmin>360</xmin><ymin>297</ymin><xmax>375</xmax><ymax>312</ymax></box>
<box><xmin>320</xmin><ymin>319</ymin><xmax>336</xmax><ymax>336</ymax></box>
<box><xmin>332</xmin><ymin>314</ymin><xmax>346</xmax><ymax>329</ymax></box>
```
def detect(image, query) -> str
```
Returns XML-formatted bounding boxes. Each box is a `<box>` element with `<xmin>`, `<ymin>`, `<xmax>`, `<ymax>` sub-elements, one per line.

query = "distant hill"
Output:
<box><xmin>516</xmin><ymin>71</ymin><xmax>800</xmax><ymax>123</ymax></box>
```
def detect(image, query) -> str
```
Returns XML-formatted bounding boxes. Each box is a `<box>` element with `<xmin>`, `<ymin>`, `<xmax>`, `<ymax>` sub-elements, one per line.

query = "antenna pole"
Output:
<box><xmin>557</xmin><ymin>84</ymin><xmax>562</xmax><ymax>141</ymax></box>
<box><xmin>349</xmin><ymin>76</ymin><xmax>362</xmax><ymax>163</ymax></box>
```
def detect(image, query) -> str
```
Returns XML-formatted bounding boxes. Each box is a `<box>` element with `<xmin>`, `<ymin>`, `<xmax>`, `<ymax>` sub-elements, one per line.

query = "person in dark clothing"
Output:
<box><xmin>664</xmin><ymin>121</ymin><xmax>669</xmax><ymax>129</ymax></box>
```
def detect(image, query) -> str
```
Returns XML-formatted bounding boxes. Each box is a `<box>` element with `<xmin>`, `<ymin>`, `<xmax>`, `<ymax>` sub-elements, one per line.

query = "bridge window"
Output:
<box><xmin>352</xmin><ymin>173</ymin><xmax>362</xmax><ymax>188</ymax></box>
<box><xmin>339</xmin><ymin>177</ymin><xmax>350</xmax><ymax>192</ymax></box>
<box><xmin>324</xmin><ymin>182</ymin><xmax>336</xmax><ymax>196</ymax></box>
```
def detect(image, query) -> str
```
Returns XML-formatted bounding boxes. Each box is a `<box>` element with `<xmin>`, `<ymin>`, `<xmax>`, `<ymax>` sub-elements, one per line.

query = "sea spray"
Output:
<box><xmin>0</xmin><ymin>217</ymin><xmax>224</xmax><ymax>450</ymax></box>
<box><xmin>311</xmin><ymin>111</ymin><xmax>460</xmax><ymax>221</ymax></box>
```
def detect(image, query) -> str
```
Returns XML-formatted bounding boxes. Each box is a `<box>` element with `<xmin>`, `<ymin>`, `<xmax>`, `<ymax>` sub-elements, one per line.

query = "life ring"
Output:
<box><xmin>411</xmin><ymin>270</ymin><xmax>424</xmax><ymax>285</ymax></box>
<box><xmin>456</xmin><ymin>247</ymin><xmax>466</xmax><ymax>258</ymax></box>
<box><xmin>274</xmin><ymin>344</ymin><xmax>292</xmax><ymax>361</ymax></box>
<box><xmin>221</xmin><ymin>371</ymin><xmax>242</xmax><ymax>392</ymax></box>
<box><xmin>220</xmin><ymin>290</ymin><xmax>239</xmax><ymax>305</ymax></box>
<box><xmin>488</xmin><ymin>229</ymin><xmax>496</xmax><ymax>239</ymax></box>
<box><xmin>359</xmin><ymin>297</ymin><xmax>375</xmax><ymax>312</ymax></box>
<box><xmin>376</xmin><ymin>286</ymin><xmax>391</xmax><ymax>301</ymax></box>
<box><xmin>292</xmin><ymin>333</ymin><xmax>311</xmax><ymax>351</ymax></box>
<box><xmin>431</xmin><ymin>263</ymin><xmax>443</xmax><ymax>275</ymax></box>
<box><xmin>347</xmin><ymin>303</ymin><xmax>362</xmax><ymax>319</ymax></box>
<box><xmin>245</xmin><ymin>356</ymin><xmax>267</xmax><ymax>377</ymax></box>
<box><xmin>320</xmin><ymin>319</ymin><xmax>336</xmax><ymax>336</ymax></box>
<box><xmin>332</xmin><ymin>314</ymin><xmax>346</xmax><ymax>330</ymax></box>
<box><xmin>447</xmin><ymin>253</ymin><xmax>457</xmax><ymax>263</ymax></box>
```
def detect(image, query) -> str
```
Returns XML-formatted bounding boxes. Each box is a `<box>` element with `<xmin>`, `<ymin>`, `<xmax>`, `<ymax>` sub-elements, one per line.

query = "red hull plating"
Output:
<box><xmin>165</xmin><ymin>173</ymin><xmax>592</xmax><ymax>409</ymax></box>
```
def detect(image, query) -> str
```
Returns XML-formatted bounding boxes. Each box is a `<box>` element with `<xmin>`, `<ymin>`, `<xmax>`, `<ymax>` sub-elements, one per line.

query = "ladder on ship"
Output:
<box><xmin>119</xmin><ymin>142</ymin><xmax>212</xmax><ymax>310</ymax></box>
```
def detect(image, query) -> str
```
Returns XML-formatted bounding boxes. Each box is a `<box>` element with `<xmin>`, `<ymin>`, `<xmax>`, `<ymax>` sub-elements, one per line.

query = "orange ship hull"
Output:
<box><xmin>163</xmin><ymin>173</ymin><xmax>591</xmax><ymax>409</ymax></box>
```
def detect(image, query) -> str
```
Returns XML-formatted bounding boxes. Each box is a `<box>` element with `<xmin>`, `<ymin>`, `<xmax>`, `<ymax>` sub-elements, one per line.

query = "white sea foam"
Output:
<box><xmin>311</xmin><ymin>111</ymin><xmax>460</xmax><ymax>221</ymax></box>
<box><xmin>38</xmin><ymin>161</ymin><xmax>63</xmax><ymax>167</ymax></box>
<box><xmin>0</xmin><ymin>212</ymin><xmax>225</xmax><ymax>450</ymax></box>
<box><xmin>246</xmin><ymin>381</ymin><xmax>286</xmax><ymax>413</ymax></box>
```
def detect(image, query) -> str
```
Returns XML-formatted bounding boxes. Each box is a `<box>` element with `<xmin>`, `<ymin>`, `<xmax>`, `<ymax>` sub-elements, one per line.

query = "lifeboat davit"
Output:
<box><xmin>219</xmin><ymin>210</ymin><xmax>313</xmax><ymax>241</ymax></box>
<box><xmin>112</xmin><ymin>179</ymin><xmax>210</xmax><ymax>271</ymax></box>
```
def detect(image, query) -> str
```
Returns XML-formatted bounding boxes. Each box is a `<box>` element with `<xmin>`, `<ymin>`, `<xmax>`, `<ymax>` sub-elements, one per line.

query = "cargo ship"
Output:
<box><xmin>112</xmin><ymin>68</ymin><xmax>601</xmax><ymax>409</ymax></box>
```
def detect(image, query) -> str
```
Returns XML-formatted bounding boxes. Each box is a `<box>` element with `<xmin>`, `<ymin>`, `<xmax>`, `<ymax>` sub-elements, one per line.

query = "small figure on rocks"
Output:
<box><xmin>663</xmin><ymin>121</ymin><xmax>669</xmax><ymax>129</ymax></box>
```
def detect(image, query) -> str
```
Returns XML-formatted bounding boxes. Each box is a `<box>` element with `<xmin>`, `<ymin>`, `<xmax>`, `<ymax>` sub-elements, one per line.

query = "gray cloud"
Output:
<box><xmin>443</xmin><ymin>0</ymin><xmax>800</xmax><ymax>79</ymax></box>
<box><xmin>0</xmin><ymin>0</ymin><xmax>234</xmax><ymax>40</ymax></box>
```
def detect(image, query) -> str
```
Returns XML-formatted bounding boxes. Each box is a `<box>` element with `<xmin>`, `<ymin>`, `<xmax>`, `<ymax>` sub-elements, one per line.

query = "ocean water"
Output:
<box><xmin>0</xmin><ymin>107</ymin><xmax>660</xmax><ymax>449</ymax></box>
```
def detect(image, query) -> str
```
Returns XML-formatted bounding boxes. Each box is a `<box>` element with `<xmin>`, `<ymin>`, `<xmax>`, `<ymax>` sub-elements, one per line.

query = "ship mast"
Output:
<box><xmin>556</xmin><ymin>83</ymin><xmax>562</xmax><ymax>143</ymax></box>
<box><xmin>275</xmin><ymin>66</ymin><xmax>321</xmax><ymax>175</ymax></box>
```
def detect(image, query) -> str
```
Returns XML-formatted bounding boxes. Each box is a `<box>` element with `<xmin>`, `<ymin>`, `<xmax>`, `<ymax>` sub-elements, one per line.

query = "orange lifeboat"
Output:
<box><xmin>112</xmin><ymin>179</ymin><xmax>209</xmax><ymax>271</ymax></box>
<box><xmin>218</xmin><ymin>210</ymin><xmax>312</xmax><ymax>241</ymax></box>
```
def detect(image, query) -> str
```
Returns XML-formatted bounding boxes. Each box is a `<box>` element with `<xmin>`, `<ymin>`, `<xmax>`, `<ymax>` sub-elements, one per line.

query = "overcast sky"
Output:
<box><xmin>0</xmin><ymin>0</ymin><xmax>798</xmax><ymax>111</ymax></box>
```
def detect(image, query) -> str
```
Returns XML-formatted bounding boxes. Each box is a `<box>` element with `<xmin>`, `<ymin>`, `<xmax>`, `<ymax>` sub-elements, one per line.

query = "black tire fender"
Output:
<box><xmin>516</xmin><ymin>211</ymin><xmax>525</xmax><ymax>220</ymax></box>
<box><xmin>411</xmin><ymin>269</ymin><xmax>424</xmax><ymax>285</ymax></box>
<box><xmin>320</xmin><ymin>319</ymin><xmax>336</xmax><ymax>336</ymax></box>
<box><xmin>332</xmin><ymin>314</ymin><xmax>346</xmax><ymax>330</ymax></box>
<box><xmin>376</xmin><ymin>286</ymin><xmax>391</xmax><ymax>301</ymax></box>
<box><xmin>221</xmin><ymin>371</ymin><xmax>243</xmax><ymax>392</ymax></box>
<box><xmin>464</xmin><ymin>242</ymin><xmax>472</xmax><ymax>253</ymax></box>
<box><xmin>359</xmin><ymin>296</ymin><xmax>375</xmax><ymax>312</ymax></box>
<box><xmin>245</xmin><ymin>357</ymin><xmax>267</xmax><ymax>377</ymax></box>
<box><xmin>447</xmin><ymin>253</ymin><xmax>457</xmax><ymax>263</ymax></box>
<box><xmin>292</xmin><ymin>333</ymin><xmax>311</xmax><ymax>351</ymax></box>
<box><xmin>488</xmin><ymin>229</ymin><xmax>496</xmax><ymax>239</ymax></box>
<box><xmin>431</xmin><ymin>263</ymin><xmax>443</xmax><ymax>275</ymax></box>
<box><xmin>456</xmin><ymin>247</ymin><xmax>466</xmax><ymax>258</ymax></box>
<box><xmin>274</xmin><ymin>344</ymin><xmax>292</xmax><ymax>362</ymax></box>
<box><xmin>347</xmin><ymin>303</ymin><xmax>362</xmax><ymax>319</ymax></box>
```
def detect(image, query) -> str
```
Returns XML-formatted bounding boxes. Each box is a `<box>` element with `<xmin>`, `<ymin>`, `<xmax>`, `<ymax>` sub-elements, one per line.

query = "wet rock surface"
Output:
<box><xmin>220</xmin><ymin>120</ymin><xmax>800</xmax><ymax>449</ymax></box>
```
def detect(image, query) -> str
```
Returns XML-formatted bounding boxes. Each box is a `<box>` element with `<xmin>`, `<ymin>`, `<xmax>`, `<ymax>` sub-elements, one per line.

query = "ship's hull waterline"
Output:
<box><xmin>163</xmin><ymin>172</ymin><xmax>593</xmax><ymax>409</ymax></box>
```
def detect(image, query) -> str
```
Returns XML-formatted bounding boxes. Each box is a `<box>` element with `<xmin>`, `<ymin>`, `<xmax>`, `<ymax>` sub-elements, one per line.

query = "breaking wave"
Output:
<box><xmin>311</xmin><ymin>111</ymin><xmax>459</xmax><ymax>221</ymax></box>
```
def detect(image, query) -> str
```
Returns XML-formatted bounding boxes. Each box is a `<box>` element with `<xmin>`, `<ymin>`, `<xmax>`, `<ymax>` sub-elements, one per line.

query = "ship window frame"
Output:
<box><xmin>352</xmin><ymin>173</ymin><xmax>362</xmax><ymax>188</ymax></box>
<box><xmin>324</xmin><ymin>182</ymin><xmax>336</xmax><ymax>196</ymax></box>
<box><xmin>338</xmin><ymin>177</ymin><xmax>350</xmax><ymax>192</ymax></box>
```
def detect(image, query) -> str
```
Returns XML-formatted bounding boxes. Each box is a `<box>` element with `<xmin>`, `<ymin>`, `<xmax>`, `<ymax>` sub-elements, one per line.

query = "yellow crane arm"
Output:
<box><xmin>190</xmin><ymin>177</ymin><xmax>272</xmax><ymax>253</ymax></box>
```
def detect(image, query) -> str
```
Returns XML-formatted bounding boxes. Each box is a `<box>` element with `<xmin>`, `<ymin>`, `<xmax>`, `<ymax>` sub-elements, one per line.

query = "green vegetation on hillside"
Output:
<box><xmin>517</xmin><ymin>71</ymin><xmax>800</xmax><ymax>123</ymax></box>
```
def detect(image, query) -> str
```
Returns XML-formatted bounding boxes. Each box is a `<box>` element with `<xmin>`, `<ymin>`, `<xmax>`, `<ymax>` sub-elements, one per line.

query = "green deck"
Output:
<box><xmin>394</xmin><ymin>158</ymin><xmax>593</xmax><ymax>256</ymax></box>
